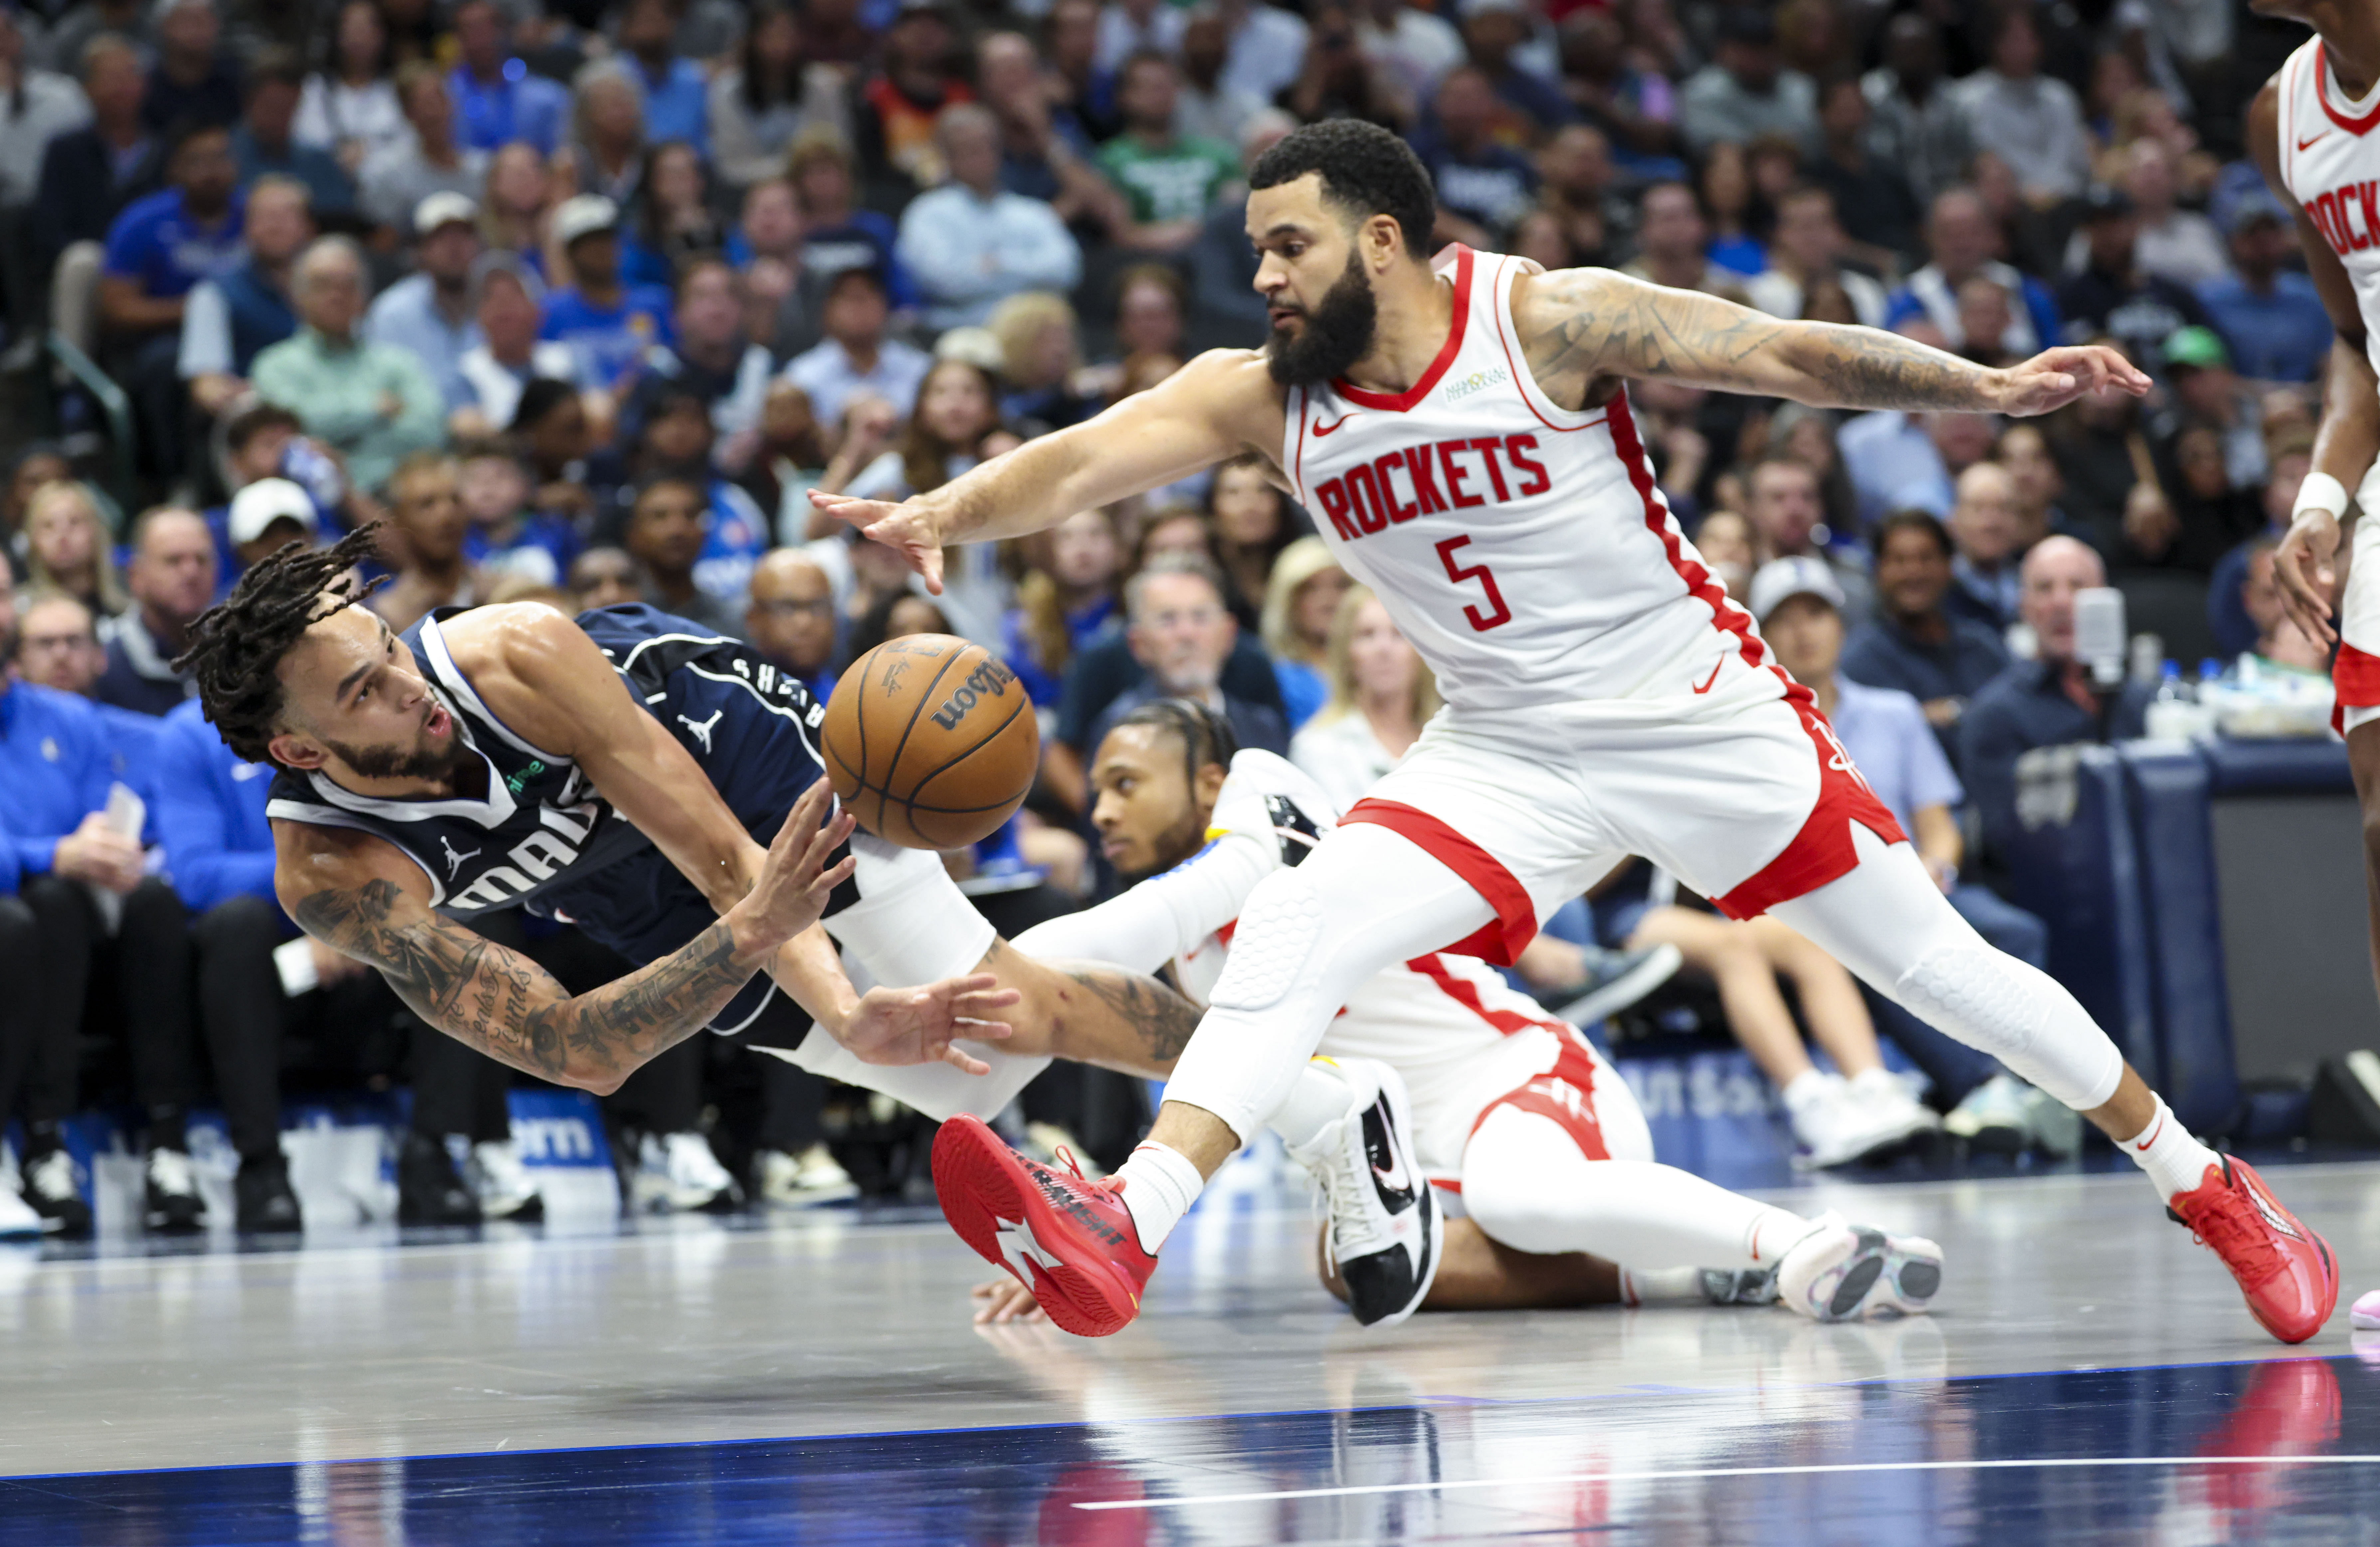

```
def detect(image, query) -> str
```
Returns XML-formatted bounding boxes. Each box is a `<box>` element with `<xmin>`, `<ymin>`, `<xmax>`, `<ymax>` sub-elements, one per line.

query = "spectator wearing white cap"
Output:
<box><xmin>539</xmin><ymin>190</ymin><xmax>673</xmax><ymax>390</ymax></box>
<box><xmin>453</xmin><ymin>253</ymin><xmax>577</xmax><ymax>436</ymax></box>
<box><xmin>179</xmin><ymin>173</ymin><xmax>313</xmax><ymax>419</ymax></box>
<box><xmin>223</xmin><ymin>476</ymin><xmax>318</xmax><ymax>574</ymax></box>
<box><xmin>1750</xmin><ymin>554</ymin><xmax>2071</xmax><ymax>1155</ymax></box>
<box><xmin>362</xmin><ymin>191</ymin><xmax>483</xmax><ymax>410</ymax></box>
<box><xmin>357</xmin><ymin>60</ymin><xmax>487</xmax><ymax>232</ymax></box>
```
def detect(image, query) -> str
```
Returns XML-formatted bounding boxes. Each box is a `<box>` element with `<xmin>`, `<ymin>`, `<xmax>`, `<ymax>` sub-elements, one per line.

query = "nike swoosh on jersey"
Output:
<box><xmin>1691</xmin><ymin>657</ymin><xmax>1725</xmax><ymax>693</ymax></box>
<box><xmin>2300</xmin><ymin>132</ymin><xmax>2332</xmax><ymax>151</ymax></box>
<box><xmin>1313</xmin><ymin>414</ymin><xmax>1358</xmax><ymax>437</ymax></box>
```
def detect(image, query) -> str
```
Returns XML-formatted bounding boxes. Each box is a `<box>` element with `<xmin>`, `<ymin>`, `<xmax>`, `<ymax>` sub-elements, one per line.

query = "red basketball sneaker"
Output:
<box><xmin>932</xmin><ymin>1115</ymin><xmax>1156</xmax><ymax>1338</ymax></box>
<box><xmin>2168</xmin><ymin>1156</ymin><xmax>2338</xmax><ymax>1345</ymax></box>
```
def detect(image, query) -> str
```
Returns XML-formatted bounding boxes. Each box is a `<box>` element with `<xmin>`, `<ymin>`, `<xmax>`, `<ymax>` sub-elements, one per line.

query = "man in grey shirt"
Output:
<box><xmin>1953</xmin><ymin>9</ymin><xmax>2088</xmax><ymax>203</ymax></box>
<box><xmin>364</xmin><ymin>191</ymin><xmax>483</xmax><ymax>410</ymax></box>
<box><xmin>1679</xmin><ymin>8</ymin><xmax>1818</xmax><ymax>160</ymax></box>
<box><xmin>357</xmin><ymin>62</ymin><xmax>486</xmax><ymax>233</ymax></box>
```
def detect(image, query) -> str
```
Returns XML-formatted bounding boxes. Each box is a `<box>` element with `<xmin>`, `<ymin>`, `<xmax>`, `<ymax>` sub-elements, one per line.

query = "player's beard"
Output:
<box><xmin>325</xmin><ymin>730</ymin><xmax>467</xmax><ymax>782</ymax></box>
<box><xmin>1120</xmin><ymin>806</ymin><xmax>1210</xmax><ymax>885</ymax></box>
<box><xmin>1265</xmin><ymin>251</ymin><xmax>1379</xmax><ymax>387</ymax></box>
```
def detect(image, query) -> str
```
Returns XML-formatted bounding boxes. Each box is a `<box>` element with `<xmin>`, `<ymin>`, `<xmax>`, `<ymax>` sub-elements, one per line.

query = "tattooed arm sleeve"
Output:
<box><xmin>290</xmin><ymin>876</ymin><xmax>763</xmax><ymax>1094</ymax></box>
<box><xmin>1516</xmin><ymin>267</ymin><xmax>2010</xmax><ymax>414</ymax></box>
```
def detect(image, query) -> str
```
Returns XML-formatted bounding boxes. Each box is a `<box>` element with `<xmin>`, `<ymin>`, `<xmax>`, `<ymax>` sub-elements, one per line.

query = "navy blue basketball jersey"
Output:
<box><xmin>266</xmin><ymin>604</ymin><xmax>834</xmax><ymax>1032</ymax></box>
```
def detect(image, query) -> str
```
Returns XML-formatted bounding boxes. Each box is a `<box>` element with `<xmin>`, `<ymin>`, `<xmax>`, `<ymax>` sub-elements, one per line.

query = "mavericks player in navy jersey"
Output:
<box><xmin>176</xmin><ymin>528</ymin><xmax>1218</xmax><ymax>1107</ymax></box>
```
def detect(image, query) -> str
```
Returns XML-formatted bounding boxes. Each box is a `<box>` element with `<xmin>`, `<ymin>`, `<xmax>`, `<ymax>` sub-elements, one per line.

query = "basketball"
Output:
<box><xmin>821</xmin><ymin>633</ymin><xmax>1040</xmax><ymax>850</ymax></box>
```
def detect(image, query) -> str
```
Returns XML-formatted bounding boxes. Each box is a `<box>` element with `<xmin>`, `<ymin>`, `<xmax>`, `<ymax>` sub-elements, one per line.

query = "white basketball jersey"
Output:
<box><xmin>2278</xmin><ymin>38</ymin><xmax>2380</xmax><ymax>377</ymax></box>
<box><xmin>1279</xmin><ymin>246</ymin><xmax>1784</xmax><ymax>715</ymax></box>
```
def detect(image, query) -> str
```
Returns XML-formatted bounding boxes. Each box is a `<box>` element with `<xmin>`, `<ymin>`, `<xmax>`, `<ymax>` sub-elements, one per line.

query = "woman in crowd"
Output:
<box><xmin>480</xmin><ymin>142</ymin><xmax>556</xmax><ymax>274</ymax></box>
<box><xmin>23</xmin><ymin>481</ymin><xmax>128</xmax><ymax>620</ymax></box>
<box><xmin>1289</xmin><ymin>585</ymin><xmax>1438</xmax><ymax>814</ymax></box>
<box><xmin>710</xmin><ymin>1</ymin><xmax>849</xmax><ymax>194</ymax></box>
<box><xmin>3</xmin><ymin>445</ymin><xmax>72</xmax><ymax>549</ymax></box>
<box><xmin>1004</xmin><ymin>507</ymin><xmax>1121</xmax><ymax>709</ymax></box>
<box><xmin>1690</xmin><ymin>508</ymin><xmax>1760</xmax><ymax>600</ymax></box>
<box><xmin>989</xmin><ymin>292</ymin><xmax>1101</xmax><ymax>433</ymax></box>
<box><xmin>622</xmin><ymin>140</ymin><xmax>726</xmax><ymax>288</ymax></box>
<box><xmin>1700</xmin><ymin>142</ymin><xmax>1766</xmax><ymax>276</ymax></box>
<box><xmin>568</xmin><ymin>64</ymin><xmax>647</xmax><ymax>208</ymax></box>
<box><xmin>295</xmin><ymin>0</ymin><xmax>407</xmax><ymax>177</ymax></box>
<box><xmin>1262</xmin><ymin>537</ymin><xmax>1351</xmax><ymax>733</ymax></box>
<box><xmin>839</xmin><ymin>359</ymin><xmax>1014</xmax><ymax>642</ymax></box>
<box><xmin>1207</xmin><ymin>453</ymin><xmax>1294</xmax><ymax>626</ymax></box>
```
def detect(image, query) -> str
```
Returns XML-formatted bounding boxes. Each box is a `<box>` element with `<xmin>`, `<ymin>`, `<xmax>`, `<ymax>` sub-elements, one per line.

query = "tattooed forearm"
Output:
<box><xmin>1060</xmin><ymin>964</ymin><xmax>1203</xmax><ymax>1072</ymax></box>
<box><xmin>1516</xmin><ymin>268</ymin><xmax>1999</xmax><ymax>413</ymax></box>
<box><xmin>293</xmin><ymin>879</ymin><xmax>758</xmax><ymax>1090</ymax></box>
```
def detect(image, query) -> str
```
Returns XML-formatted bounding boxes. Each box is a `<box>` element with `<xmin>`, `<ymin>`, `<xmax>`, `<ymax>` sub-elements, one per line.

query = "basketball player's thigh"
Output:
<box><xmin>1589</xmin><ymin>697</ymin><xmax>1835</xmax><ymax>906</ymax></box>
<box><xmin>1354</xmin><ymin>731</ymin><xmax>1615</xmax><ymax>927</ymax></box>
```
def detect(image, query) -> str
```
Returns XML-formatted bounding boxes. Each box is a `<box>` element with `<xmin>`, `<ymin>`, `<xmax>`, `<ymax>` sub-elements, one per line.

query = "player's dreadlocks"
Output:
<box><xmin>174</xmin><ymin>522</ymin><xmax>390</xmax><ymax>765</ymax></box>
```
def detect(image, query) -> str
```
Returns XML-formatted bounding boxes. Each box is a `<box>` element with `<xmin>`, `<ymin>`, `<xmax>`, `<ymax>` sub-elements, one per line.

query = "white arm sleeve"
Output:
<box><xmin>1012</xmin><ymin>832</ymin><xmax>1275</xmax><ymax>973</ymax></box>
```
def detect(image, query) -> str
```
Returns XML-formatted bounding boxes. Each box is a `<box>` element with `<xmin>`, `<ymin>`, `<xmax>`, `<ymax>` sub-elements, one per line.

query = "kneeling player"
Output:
<box><xmin>828</xmin><ymin>699</ymin><xmax>1943</xmax><ymax>1330</ymax></box>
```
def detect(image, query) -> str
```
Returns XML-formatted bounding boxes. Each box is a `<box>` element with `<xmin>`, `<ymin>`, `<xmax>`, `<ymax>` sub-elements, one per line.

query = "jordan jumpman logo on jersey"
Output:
<box><xmin>678</xmin><ymin>709</ymin><xmax>723</xmax><ymax>754</ymax></box>
<box><xmin>440</xmin><ymin>835</ymin><xmax>482</xmax><ymax>880</ymax></box>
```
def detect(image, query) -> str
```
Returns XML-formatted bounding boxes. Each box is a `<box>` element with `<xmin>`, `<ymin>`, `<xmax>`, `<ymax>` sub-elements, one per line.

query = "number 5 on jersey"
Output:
<box><xmin>1435</xmin><ymin>536</ymin><xmax>1512</xmax><ymax>632</ymax></box>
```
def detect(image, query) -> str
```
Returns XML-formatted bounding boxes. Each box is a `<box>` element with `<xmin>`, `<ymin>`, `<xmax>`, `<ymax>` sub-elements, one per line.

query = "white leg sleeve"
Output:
<box><xmin>1461</xmin><ymin>1107</ymin><xmax>1809</xmax><ymax>1266</ymax></box>
<box><xmin>1767</xmin><ymin>824</ymin><xmax>2125</xmax><ymax>1111</ymax></box>
<box><xmin>796</xmin><ymin>836</ymin><xmax>1044</xmax><ymax>1121</ymax></box>
<box><xmin>1160</xmin><ymin>822</ymin><xmax>1495</xmax><ymax>1143</ymax></box>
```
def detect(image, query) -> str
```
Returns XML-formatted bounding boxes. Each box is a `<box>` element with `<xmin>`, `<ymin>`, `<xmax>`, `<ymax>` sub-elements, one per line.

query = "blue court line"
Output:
<box><xmin>0</xmin><ymin>1348</ymin><xmax>2345</xmax><ymax>1485</ymax></box>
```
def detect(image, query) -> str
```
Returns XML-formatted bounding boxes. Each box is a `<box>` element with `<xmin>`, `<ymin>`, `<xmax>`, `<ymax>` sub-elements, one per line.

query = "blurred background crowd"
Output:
<box><xmin>0</xmin><ymin>0</ymin><xmax>2337</xmax><ymax>1238</ymax></box>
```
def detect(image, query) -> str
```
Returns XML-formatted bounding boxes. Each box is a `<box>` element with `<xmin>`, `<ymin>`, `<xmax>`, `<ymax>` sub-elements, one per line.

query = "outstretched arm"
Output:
<box><xmin>807</xmin><ymin>348</ymin><xmax>1287</xmax><ymax>593</ymax></box>
<box><xmin>2247</xmin><ymin>78</ymin><xmax>2380</xmax><ymax>645</ymax></box>
<box><xmin>277</xmin><ymin>782</ymin><xmax>873</xmax><ymax>1095</ymax></box>
<box><xmin>1512</xmin><ymin>267</ymin><xmax>2149</xmax><ymax>418</ymax></box>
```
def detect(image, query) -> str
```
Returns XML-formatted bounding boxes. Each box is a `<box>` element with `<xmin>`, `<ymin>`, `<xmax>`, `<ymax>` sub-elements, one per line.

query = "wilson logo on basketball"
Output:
<box><xmin>930</xmin><ymin>658</ymin><xmax>1018</xmax><ymax>730</ymax></box>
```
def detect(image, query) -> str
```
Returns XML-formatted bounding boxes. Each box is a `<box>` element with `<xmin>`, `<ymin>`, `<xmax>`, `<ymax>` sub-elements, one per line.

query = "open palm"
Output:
<box><xmin>843</xmin><ymin>974</ymin><xmax>1019</xmax><ymax>1073</ymax></box>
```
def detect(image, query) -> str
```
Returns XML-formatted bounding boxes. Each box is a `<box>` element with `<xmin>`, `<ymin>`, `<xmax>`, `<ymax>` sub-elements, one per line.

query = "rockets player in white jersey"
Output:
<box><xmin>964</xmin><ymin>700</ymin><xmax>1942</xmax><ymax>1327</ymax></box>
<box><xmin>2251</xmin><ymin>0</ymin><xmax>2380</xmax><ymax>1337</ymax></box>
<box><xmin>815</xmin><ymin>121</ymin><xmax>2336</xmax><ymax>1345</ymax></box>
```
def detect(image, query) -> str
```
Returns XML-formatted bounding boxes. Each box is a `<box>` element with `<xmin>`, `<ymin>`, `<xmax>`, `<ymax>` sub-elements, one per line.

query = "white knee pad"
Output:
<box><xmin>762</xmin><ymin>1026</ymin><xmax>1050</xmax><ymax>1124</ymax></box>
<box><xmin>1894</xmin><ymin>942</ymin><xmax>2123</xmax><ymax>1111</ymax></box>
<box><xmin>823</xmin><ymin>837</ymin><xmax>997</xmax><ymax>989</ymax></box>
<box><xmin>1205</xmin><ymin>866</ymin><xmax>1324</xmax><ymax>1013</ymax></box>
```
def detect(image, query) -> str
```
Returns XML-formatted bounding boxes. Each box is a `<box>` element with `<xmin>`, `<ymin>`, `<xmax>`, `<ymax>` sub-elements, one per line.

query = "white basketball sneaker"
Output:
<box><xmin>467</xmin><ymin>1139</ymin><xmax>545</xmax><ymax>1222</ymax></box>
<box><xmin>0</xmin><ymin>1179</ymin><xmax>42</xmax><ymax>1239</ymax></box>
<box><xmin>1286</xmin><ymin>1057</ymin><xmax>1442</xmax><ymax>1329</ymax></box>
<box><xmin>634</xmin><ymin>1132</ymin><xmax>742</xmax><ymax>1214</ymax></box>
<box><xmin>1775</xmin><ymin>1211</ymin><xmax>1945</xmax><ymax>1322</ymax></box>
<box><xmin>758</xmin><ymin>1144</ymin><xmax>859</xmax><ymax>1208</ymax></box>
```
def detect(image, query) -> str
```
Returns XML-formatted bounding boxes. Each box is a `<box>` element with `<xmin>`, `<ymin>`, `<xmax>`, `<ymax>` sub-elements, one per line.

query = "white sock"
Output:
<box><xmin>2124</xmin><ymin>1095</ymin><xmax>2224</xmax><ymax>1201</ymax></box>
<box><xmin>1744</xmin><ymin>1206</ymin><xmax>1819</xmax><ymax>1266</ymax></box>
<box><xmin>1266</xmin><ymin>1060</ymin><xmax>1355</xmax><ymax>1153</ymax></box>
<box><xmin>1115</xmin><ymin>1140</ymin><xmax>1205</xmax><ymax>1254</ymax></box>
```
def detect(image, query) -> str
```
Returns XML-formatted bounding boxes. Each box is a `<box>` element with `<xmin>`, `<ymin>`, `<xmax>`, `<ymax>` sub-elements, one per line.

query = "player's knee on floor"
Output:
<box><xmin>1460</xmin><ymin>1108</ymin><xmax>1593</xmax><ymax>1258</ymax></box>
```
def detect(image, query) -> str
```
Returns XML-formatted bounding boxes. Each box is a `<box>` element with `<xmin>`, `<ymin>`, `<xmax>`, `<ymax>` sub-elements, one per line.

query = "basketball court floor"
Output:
<box><xmin>7</xmin><ymin>1155</ymin><xmax>2380</xmax><ymax>1544</ymax></box>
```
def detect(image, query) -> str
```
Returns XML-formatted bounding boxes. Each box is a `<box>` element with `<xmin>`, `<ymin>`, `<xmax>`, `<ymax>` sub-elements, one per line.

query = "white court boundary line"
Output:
<box><xmin>1075</xmin><ymin>1455</ymin><xmax>2380</xmax><ymax>1511</ymax></box>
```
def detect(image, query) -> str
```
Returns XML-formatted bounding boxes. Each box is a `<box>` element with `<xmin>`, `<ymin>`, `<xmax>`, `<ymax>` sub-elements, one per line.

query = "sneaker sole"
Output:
<box><xmin>932</xmin><ymin>1119</ymin><xmax>1141</xmax><ymax>1338</ymax></box>
<box><xmin>1789</xmin><ymin>1226</ymin><xmax>1944</xmax><ymax>1321</ymax></box>
<box><xmin>765</xmin><ymin>1182</ymin><xmax>860</xmax><ymax>1210</ymax></box>
<box><xmin>1556</xmin><ymin>943</ymin><xmax>1684</xmax><ymax>1027</ymax></box>
<box><xmin>1350</xmin><ymin>1065</ymin><xmax>1443</xmax><ymax>1331</ymax></box>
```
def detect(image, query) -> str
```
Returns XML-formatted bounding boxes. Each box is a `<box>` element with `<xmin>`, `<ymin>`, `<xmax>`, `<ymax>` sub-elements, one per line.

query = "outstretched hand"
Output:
<box><xmin>809</xmin><ymin>490</ymin><xmax>945</xmax><ymax>596</ymax></box>
<box><xmin>840</xmin><ymin>973</ymin><xmax>1021</xmax><ymax>1073</ymax></box>
<box><xmin>2274</xmin><ymin>508</ymin><xmax>2344</xmax><ymax>647</ymax></box>
<box><xmin>1993</xmin><ymin>345</ymin><xmax>2151</xmax><ymax>417</ymax></box>
<box><xmin>726</xmin><ymin>782</ymin><xmax>857</xmax><ymax>959</ymax></box>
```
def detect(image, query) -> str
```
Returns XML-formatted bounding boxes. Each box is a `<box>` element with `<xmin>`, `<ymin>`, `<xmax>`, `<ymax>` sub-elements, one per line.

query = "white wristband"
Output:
<box><xmin>2297</xmin><ymin>471</ymin><xmax>2351</xmax><ymax>520</ymax></box>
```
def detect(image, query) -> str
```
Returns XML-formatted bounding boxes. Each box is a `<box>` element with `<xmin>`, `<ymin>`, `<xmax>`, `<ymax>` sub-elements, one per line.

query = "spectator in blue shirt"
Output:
<box><xmin>98</xmin><ymin>507</ymin><xmax>216</xmax><ymax>716</ymax></box>
<box><xmin>745</xmin><ymin>549</ymin><xmax>840</xmax><ymax>703</ymax></box>
<box><xmin>1962</xmin><ymin>537</ymin><xmax>2154</xmax><ymax>862</ymax></box>
<box><xmin>0</xmin><ymin>559</ymin><xmax>207</xmax><ymax>1237</ymax></box>
<box><xmin>1755</xmin><ymin>555</ymin><xmax>2068</xmax><ymax>1154</ymax></box>
<box><xmin>1409</xmin><ymin>66</ymin><xmax>1539</xmax><ymax>243</ymax></box>
<box><xmin>447</xmin><ymin>0</ymin><xmax>569</xmax><ymax>154</ymax></box>
<box><xmin>12</xmin><ymin>590</ymin><xmax>165</xmax><ymax>798</ymax></box>
<box><xmin>230</xmin><ymin>48</ymin><xmax>355</xmax><ymax>216</ymax></box>
<box><xmin>616</xmin><ymin>0</ymin><xmax>709</xmax><ymax>154</ymax></box>
<box><xmin>539</xmin><ymin>192</ymin><xmax>673</xmax><ymax>391</ymax></box>
<box><xmin>1840</xmin><ymin>511</ymin><xmax>2010</xmax><ymax>767</ymax></box>
<box><xmin>2198</xmin><ymin>201</ymin><xmax>2334</xmax><ymax>386</ymax></box>
<box><xmin>151</xmin><ymin>697</ymin><xmax>314</xmax><ymax>1229</ymax></box>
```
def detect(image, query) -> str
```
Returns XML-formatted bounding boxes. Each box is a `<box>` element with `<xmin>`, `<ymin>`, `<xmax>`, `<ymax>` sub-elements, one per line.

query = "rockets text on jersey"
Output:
<box><xmin>1279</xmin><ymin>246</ymin><xmax>1792</xmax><ymax>717</ymax></box>
<box><xmin>2278</xmin><ymin>38</ymin><xmax>2380</xmax><ymax>378</ymax></box>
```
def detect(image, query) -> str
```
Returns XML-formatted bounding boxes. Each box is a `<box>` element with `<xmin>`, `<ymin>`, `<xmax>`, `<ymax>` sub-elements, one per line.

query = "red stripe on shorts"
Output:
<box><xmin>1406</xmin><ymin>952</ymin><xmax>1567</xmax><ymax>1037</ymax></box>
<box><xmin>1341</xmin><ymin>797</ymin><xmax>1536</xmax><ymax>965</ymax></box>
<box><xmin>1712</xmin><ymin>698</ymin><xmax>1910</xmax><ymax>920</ymax></box>
<box><xmin>2334</xmin><ymin>642</ymin><xmax>2380</xmax><ymax>734</ymax></box>
<box><xmin>1467</xmin><ymin>1033</ymin><xmax>1611</xmax><ymax>1161</ymax></box>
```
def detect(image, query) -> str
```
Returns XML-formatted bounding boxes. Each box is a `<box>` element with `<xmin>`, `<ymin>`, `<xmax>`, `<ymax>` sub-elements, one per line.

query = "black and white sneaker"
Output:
<box><xmin>143</xmin><ymin>1146</ymin><xmax>207</xmax><ymax>1233</ymax></box>
<box><xmin>21</xmin><ymin>1147</ymin><xmax>91</xmax><ymax>1238</ymax></box>
<box><xmin>1556</xmin><ymin>943</ymin><xmax>1684</xmax><ymax>1027</ymax></box>
<box><xmin>1287</xmin><ymin>1057</ymin><xmax>1442</xmax><ymax>1329</ymax></box>
<box><xmin>1700</xmin><ymin>1266</ymin><xmax>1781</xmax><ymax>1306</ymax></box>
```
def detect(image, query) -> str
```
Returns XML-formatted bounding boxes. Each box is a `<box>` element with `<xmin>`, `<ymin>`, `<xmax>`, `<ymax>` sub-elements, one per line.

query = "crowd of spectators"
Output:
<box><xmin>0</xmin><ymin>0</ymin><xmax>2341</xmax><ymax>1232</ymax></box>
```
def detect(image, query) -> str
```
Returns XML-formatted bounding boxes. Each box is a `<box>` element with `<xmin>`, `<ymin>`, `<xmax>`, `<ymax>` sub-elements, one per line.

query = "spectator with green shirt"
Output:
<box><xmin>250</xmin><ymin>236</ymin><xmax>445</xmax><ymax>495</ymax></box>
<box><xmin>1094</xmin><ymin>52</ymin><xmax>1240</xmax><ymax>255</ymax></box>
